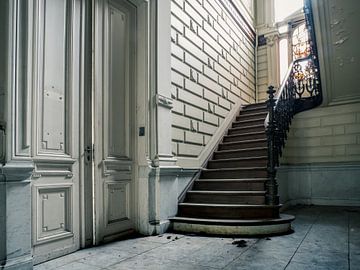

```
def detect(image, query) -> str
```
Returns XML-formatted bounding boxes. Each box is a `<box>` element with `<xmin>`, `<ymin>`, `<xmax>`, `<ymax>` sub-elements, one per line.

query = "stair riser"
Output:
<box><xmin>185</xmin><ymin>194</ymin><xmax>265</xmax><ymax>204</ymax></box>
<box><xmin>207</xmin><ymin>159</ymin><xmax>267</xmax><ymax>169</ymax></box>
<box><xmin>236</xmin><ymin>113</ymin><xmax>267</xmax><ymax>121</ymax></box>
<box><xmin>201</xmin><ymin>169</ymin><xmax>267</xmax><ymax>179</ymax></box>
<box><xmin>223</xmin><ymin>133</ymin><xmax>266</xmax><ymax>142</ymax></box>
<box><xmin>219</xmin><ymin>141</ymin><xmax>267</xmax><ymax>150</ymax></box>
<box><xmin>228</xmin><ymin>126</ymin><xmax>264</xmax><ymax>135</ymax></box>
<box><xmin>178</xmin><ymin>205</ymin><xmax>278</xmax><ymax>219</ymax></box>
<box><xmin>214</xmin><ymin>149</ymin><xmax>267</xmax><ymax>159</ymax></box>
<box><xmin>232</xmin><ymin>119</ymin><xmax>264</xmax><ymax>128</ymax></box>
<box><xmin>193</xmin><ymin>181</ymin><xmax>265</xmax><ymax>191</ymax></box>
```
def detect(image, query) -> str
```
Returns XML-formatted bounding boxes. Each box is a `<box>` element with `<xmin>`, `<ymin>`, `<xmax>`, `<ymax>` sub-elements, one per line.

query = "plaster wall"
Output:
<box><xmin>170</xmin><ymin>0</ymin><xmax>256</xmax><ymax>165</ymax></box>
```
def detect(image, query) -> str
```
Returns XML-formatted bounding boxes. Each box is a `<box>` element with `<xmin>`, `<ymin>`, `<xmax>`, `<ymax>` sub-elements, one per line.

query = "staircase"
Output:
<box><xmin>170</xmin><ymin>103</ymin><xmax>294</xmax><ymax>236</ymax></box>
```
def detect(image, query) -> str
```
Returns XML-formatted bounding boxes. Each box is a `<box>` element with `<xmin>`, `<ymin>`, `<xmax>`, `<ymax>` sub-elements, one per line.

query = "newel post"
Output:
<box><xmin>266</xmin><ymin>86</ymin><xmax>279</xmax><ymax>205</ymax></box>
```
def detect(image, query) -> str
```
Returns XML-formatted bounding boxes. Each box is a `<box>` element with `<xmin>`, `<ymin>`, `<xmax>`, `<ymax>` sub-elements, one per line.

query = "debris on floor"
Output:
<box><xmin>232</xmin><ymin>240</ymin><xmax>247</xmax><ymax>247</ymax></box>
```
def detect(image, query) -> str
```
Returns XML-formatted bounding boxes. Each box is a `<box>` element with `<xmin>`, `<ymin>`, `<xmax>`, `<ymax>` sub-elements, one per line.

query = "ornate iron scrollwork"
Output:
<box><xmin>265</xmin><ymin>0</ymin><xmax>322</xmax><ymax>205</ymax></box>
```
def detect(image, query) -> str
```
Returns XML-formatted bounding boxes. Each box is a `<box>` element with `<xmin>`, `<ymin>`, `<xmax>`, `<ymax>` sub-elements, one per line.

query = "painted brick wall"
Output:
<box><xmin>170</xmin><ymin>0</ymin><xmax>256</xmax><ymax>158</ymax></box>
<box><xmin>256</xmin><ymin>45</ymin><xmax>268</xmax><ymax>101</ymax></box>
<box><xmin>282</xmin><ymin>103</ymin><xmax>360</xmax><ymax>163</ymax></box>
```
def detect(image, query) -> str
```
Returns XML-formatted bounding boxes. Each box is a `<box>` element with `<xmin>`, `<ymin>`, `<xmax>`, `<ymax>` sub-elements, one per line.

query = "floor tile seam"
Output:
<box><xmin>220</xmin><ymin>238</ymin><xmax>261</xmax><ymax>270</ymax></box>
<box><xmin>104</xmin><ymin>242</ymin><xmax>168</xmax><ymax>269</ymax></box>
<box><xmin>138</xmin><ymin>253</ymin><xmax>222</xmax><ymax>270</ymax></box>
<box><xmin>63</xmin><ymin>260</ymin><xmax>105</xmax><ymax>270</ymax></box>
<box><xmin>35</xmin><ymin>253</ymin><xmax>95</xmax><ymax>270</ymax></box>
<box><xmin>283</xmin><ymin>211</ymin><xmax>321</xmax><ymax>270</ymax></box>
<box><xmin>101</xmin><ymin>236</ymin><xmax>195</xmax><ymax>269</ymax></box>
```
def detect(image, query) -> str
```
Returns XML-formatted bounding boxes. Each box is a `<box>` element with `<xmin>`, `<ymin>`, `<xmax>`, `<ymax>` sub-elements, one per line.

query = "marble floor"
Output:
<box><xmin>34</xmin><ymin>206</ymin><xmax>360</xmax><ymax>270</ymax></box>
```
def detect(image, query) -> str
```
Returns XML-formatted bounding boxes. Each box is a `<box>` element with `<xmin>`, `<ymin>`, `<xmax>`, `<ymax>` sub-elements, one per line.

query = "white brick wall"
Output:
<box><xmin>171</xmin><ymin>0</ymin><xmax>256</xmax><ymax>158</ymax></box>
<box><xmin>282</xmin><ymin>103</ymin><xmax>360</xmax><ymax>163</ymax></box>
<box><xmin>256</xmin><ymin>46</ymin><xmax>268</xmax><ymax>101</ymax></box>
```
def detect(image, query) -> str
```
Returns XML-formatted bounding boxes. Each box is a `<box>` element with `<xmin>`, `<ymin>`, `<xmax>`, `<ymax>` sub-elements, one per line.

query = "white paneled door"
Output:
<box><xmin>32</xmin><ymin>0</ymin><xmax>137</xmax><ymax>263</ymax></box>
<box><xmin>93</xmin><ymin>0</ymin><xmax>136</xmax><ymax>243</ymax></box>
<box><xmin>32</xmin><ymin>0</ymin><xmax>82</xmax><ymax>264</ymax></box>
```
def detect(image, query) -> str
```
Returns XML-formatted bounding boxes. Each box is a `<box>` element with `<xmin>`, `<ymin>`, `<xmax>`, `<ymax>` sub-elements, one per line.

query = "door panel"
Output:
<box><xmin>32</xmin><ymin>0</ymin><xmax>82</xmax><ymax>264</ymax></box>
<box><xmin>93</xmin><ymin>0</ymin><xmax>136</xmax><ymax>243</ymax></box>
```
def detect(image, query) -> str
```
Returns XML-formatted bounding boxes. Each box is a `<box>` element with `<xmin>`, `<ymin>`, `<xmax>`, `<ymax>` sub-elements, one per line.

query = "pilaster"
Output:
<box><xmin>265</xmin><ymin>32</ymin><xmax>280</xmax><ymax>89</ymax></box>
<box><xmin>1</xmin><ymin>162</ymin><xmax>34</xmax><ymax>270</ymax></box>
<box><xmin>0</xmin><ymin>0</ymin><xmax>34</xmax><ymax>269</ymax></box>
<box><xmin>152</xmin><ymin>0</ymin><xmax>177</xmax><ymax>168</ymax></box>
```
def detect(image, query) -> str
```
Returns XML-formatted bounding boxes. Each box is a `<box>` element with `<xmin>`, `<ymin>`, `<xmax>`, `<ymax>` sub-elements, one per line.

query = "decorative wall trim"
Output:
<box><xmin>278</xmin><ymin>162</ymin><xmax>360</xmax><ymax>207</ymax></box>
<box><xmin>32</xmin><ymin>160</ymin><xmax>75</xmax><ymax>178</ymax></box>
<box><xmin>219</xmin><ymin>0</ymin><xmax>256</xmax><ymax>44</ymax></box>
<box><xmin>102</xmin><ymin>159</ymin><xmax>132</xmax><ymax>177</ymax></box>
<box><xmin>1</xmin><ymin>161</ymin><xmax>34</xmax><ymax>182</ymax></box>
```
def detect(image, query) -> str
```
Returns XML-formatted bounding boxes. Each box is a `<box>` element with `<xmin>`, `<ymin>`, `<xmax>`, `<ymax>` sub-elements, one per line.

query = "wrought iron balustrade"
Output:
<box><xmin>265</xmin><ymin>0</ymin><xmax>322</xmax><ymax>205</ymax></box>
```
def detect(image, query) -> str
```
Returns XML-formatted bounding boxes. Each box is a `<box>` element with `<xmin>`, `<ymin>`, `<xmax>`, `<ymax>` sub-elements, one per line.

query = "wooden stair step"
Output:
<box><xmin>185</xmin><ymin>190</ymin><xmax>266</xmax><ymax>204</ymax></box>
<box><xmin>240</xmin><ymin>107</ymin><xmax>268</xmax><ymax>115</ymax></box>
<box><xmin>170</xmin><ymin>214</ymin><xmax>295</xmax><ymax>226</ymax></box>
<box><xmin>236</xmin><ymin>111</ymin><xmax>268</xmax><ymax>121</ymax></box>
<box><xmin>214</xmin><ymin>147</ymin><xmax>267</xmax><ymax>159</ymax></box>
<box><xmin>201</xmin><ymin>167</ymin><xmax>268</xmax><ymax>179</ymax></box>
<box><xmin>193</xmin><ymin>178</ymin><xmax>267</xmax><ymax>191</ymax></box>
<box><xmin>243</xmin><ymin>102</ymin><xmax>267</xmax><ymax>110</ymax></box>
<box><xmin>207</xmin><ymin>156</ymin><xmax>267</xmax><ymax>169</ymax></box>
<box><xmin>219</xmin><ymin>138</ymin><xmax>267</xmax><ymax>150</ymax></box>
<box><xmin>228</xmin><ymin>124</ymin><xmax>264</xmax><ymax>135</ymax></box>
<box><xmin>178</xmin><ymin>203</ymin><xmax>280</xmax><ymax>219</ymax></box>
<box><xmin>223</xmin><ymin>131</ymin><xmax>266</xmax><ymax>142</ymax></box>
<box><xmin>232</xmin><ymin>118</ymin><xmax>265</xmax><ymax>128</ymax></box>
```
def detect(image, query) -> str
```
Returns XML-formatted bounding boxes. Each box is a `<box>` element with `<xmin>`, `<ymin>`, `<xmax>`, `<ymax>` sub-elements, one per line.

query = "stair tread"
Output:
<box><xmin>209</xmin><ymin>156</ymin><xmax>267</xmax><ymax>163</ymax></box>
<box><xmin>179</xmin><ymin>203</ymin><xmax>279</xmax><ymax>208</ymax></box>
<box><xmin>241</xmin><ymin>107</ymin><xmax>267</xmax><ymax>112</ymax></box>
<box><xmin>215</xmin><ymin>147</ymin><xmax>267</xmax><ymax>154</ymax></box>
<box><xmin>229</xmin><ymin>124</ymin><xmax>264</xmax><ymax>130</ymax></box>
<box><xmin>170</xmin><ymin>215</ymin><xmax>294</xmax><ymax>225</ymax></box>
<box><xmin>225</xmin><ymin>131</ymin><xmax>265</xmax><ymax>138</ymax></box>
<box><xmin>203</xmin><ymin>166</ymin><xmax>267</xmax><ymax>172</ymax></box>
<box><xmin>220</xmin><ymin>138</ymin><xmax>267</xmax><ymax>145</ymax></box>
<box><xmin>233</xmin><ymin>118</ymin><xmax>266</xmax><ymax>124</ymax></box>
<box><xmin>196</xmin><ymin>178</ymin><xmax>268</xmax><ymax>182</ymax></box>
<box><xmin>187</xmin><ymin>190</ymin><xmax>266</xmax><ymax>194</ymax></box>
<box><xmin>238</xmin><ymin>111</ymin><xmax>268</xmax><ymax>117</ymax></box>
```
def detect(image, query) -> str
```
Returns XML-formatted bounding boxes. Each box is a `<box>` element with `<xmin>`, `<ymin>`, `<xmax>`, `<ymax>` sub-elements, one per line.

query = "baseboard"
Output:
<box><xmin>280</xmin><ymin>198</ymin><xmax>360</xmax><ymax>211</ymax></box>
<box><xmin>1</xmin><ymin>254</ymin><xmax>33</xmax><ymax>270</ymax></box>
<box><xmin>278</xmin><ymin>162</ymin><xmax>360</xmax><ymax>208</ymax></box>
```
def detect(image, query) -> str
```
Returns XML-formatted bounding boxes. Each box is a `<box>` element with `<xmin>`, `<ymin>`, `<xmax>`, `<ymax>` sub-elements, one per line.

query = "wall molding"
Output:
<box><xmin>278</xmin><ymin>162</ymin><xmax>360</xmax><ymax>207</ymax></box>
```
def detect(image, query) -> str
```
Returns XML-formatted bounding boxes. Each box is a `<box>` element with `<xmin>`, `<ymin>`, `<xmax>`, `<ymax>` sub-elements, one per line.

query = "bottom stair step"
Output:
<box><xmin>185</xmin><ymin>190</ymin><xmax>266</xmax><ymax>204</ymax></box>
<box><xmin>193</xmin><ymin>178</ymin><xmax>267</xmax><ymax>191</ymax></box>
<box><xmin>170</xmin><ymin>214</ymin><xmax>295</xmax><ymax>236</ymax></box>
<box><xmin>178</xmin><ymin>203</ymin><xmax>280</xmax><ymax>219</ymax></box>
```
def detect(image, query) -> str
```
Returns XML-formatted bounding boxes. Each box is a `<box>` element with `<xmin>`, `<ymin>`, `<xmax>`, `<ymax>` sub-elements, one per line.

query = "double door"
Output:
<box><xmin>33</xmin><ymin>0</ymin><xmax>137</xmax><ymax>263</ymax></box>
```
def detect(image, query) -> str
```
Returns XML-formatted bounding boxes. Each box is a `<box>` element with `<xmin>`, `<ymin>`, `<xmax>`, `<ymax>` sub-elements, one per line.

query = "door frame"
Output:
<box><xmin>80</xmin><ymin>0</ymin><xmax>152</xmax><ymax>247</ymax></box>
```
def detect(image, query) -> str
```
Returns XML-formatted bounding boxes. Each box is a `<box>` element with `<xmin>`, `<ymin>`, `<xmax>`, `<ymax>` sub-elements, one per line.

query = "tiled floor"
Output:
<box><xmin>35</xmin><ymin>206</ymin><xmax>360</xmax><ymax>270</ymax></box>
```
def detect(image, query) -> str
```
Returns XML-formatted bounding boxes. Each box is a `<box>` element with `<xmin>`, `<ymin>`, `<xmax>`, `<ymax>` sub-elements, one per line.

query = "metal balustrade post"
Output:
<box><xmin>266</xmin><ymin>86</ymin><xmax>279</xmax><ymax>206</ymax></box>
